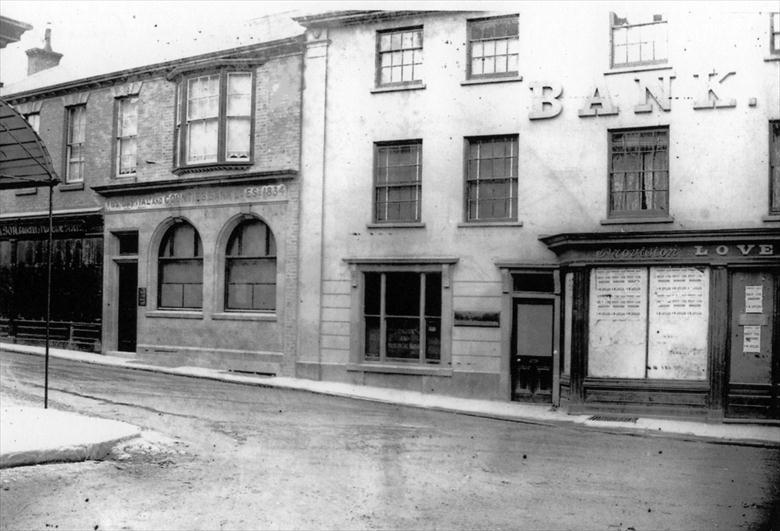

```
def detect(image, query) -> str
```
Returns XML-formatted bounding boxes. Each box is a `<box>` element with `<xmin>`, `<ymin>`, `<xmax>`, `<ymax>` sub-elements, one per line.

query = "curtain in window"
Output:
<box><xmin>610</xmin><ymin>129</ymin><xmax>668</xmax><ymax>215</ymax></box>
<box><xmin>158</xmin><ymin>223</ymin><xmax>203</xmax><ymax>309</ymax></box>
<box><xmin>225</xmin><ymin>219</ymin><xmax>276</xmax><ymax>311</ymax></box>
<box><xmin>226</xmin><ymin>73</ymin><xmax>252</xmax><ymax>160</ymax></box>
<box><xmin>118</xmin><ymin>97</ymin><xmax>138</xmax><ymax>175</ymax></box>
<box><xmin>186</xmin><ymin>75</ymin><xmax>219</xmax><ymax>163</ymax></box>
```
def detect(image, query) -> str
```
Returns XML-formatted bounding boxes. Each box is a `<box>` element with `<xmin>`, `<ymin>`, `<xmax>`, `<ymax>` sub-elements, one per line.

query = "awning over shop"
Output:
<box><xmin>0</xmin><ymin>98</ymin><xmax>59</xmax><ymax>189</ymax></box>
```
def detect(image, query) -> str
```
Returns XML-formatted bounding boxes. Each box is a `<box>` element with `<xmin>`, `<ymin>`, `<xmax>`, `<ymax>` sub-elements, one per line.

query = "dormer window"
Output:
<box><xmin>174</xmin><ymin>71</ymin><xmax>253</xmax><ymax>168</ymax></box>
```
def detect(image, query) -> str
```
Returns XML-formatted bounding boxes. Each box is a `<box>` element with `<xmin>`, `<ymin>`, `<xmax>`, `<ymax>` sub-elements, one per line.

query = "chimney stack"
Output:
<box><xmin>26</xmin><ymin>27</ymin><xmax>63</xmax><ymax>75</ymax></box>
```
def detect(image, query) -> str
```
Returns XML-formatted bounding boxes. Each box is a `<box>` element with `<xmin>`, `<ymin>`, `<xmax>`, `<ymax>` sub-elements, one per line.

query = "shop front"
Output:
<box><xmin>94</xmin><ymin>172</ymin><xmax>299</xmax><ymax>376</ymax></box>
<box><xmin>541</xmin><ymin>228</ymin><xmax>780</xmax><ymax>421</ymax></box>
<box><xmin>0</xmin><ymin>211</ymin><xmax>104</xmax><ymax>351</ymax></box>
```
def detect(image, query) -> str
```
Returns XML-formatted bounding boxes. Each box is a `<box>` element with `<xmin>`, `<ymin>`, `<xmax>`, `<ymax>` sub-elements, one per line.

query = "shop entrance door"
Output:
<box><xmin>727</xmin><ymin>270</ymin><xmax>779</xmax><ymax>419</ymax></box>
<box><xmin>512</xmin><ymin>299</ymin><xmax>554</xmax><ymax>402</ymax></box>
<box><xmin>117</xmin><ymin>262</ymin><xmax>137</xmax><ymax>352</ymax></box>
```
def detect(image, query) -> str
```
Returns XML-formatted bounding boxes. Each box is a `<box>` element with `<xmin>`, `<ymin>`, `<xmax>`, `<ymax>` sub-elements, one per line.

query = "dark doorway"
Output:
<box><xmin>117</xmin><ymin>262</ymin><xmax>137</xmax><ymax>352</ymax></box>
<box><xmin>511</xmin><ymin>299</ymin><xmax>554</xmax><ymax>402</ymax></box>
<box><xmin>727</xmin><ymin>269</ymin><xmax>779</xmax><ymax>419</ymax></box>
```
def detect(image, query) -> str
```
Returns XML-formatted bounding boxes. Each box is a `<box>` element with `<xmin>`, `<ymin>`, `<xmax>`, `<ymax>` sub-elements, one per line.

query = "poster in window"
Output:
<box><xmin>745</xmin><ymin>286</ymin><xmax>763</xmax><ymax>314</ymax></box>
<box><xmin>563</xmin><ymin>272</ymin><xmax>573</xmax><ymax>376</ymax></box>
<box><xmin>647</xmin><ymin>267</ymin><xmax>709</xmax><ymax>380</ymax></box>
<box><xmin>588</xmin><ymin>268</ymin><xmax>647</xmax><ymax>378</ymax></box>
<box><xmin>743</xmin><ymin>325</ymin><xmax>761</xmax><ymax>353</ymax></box>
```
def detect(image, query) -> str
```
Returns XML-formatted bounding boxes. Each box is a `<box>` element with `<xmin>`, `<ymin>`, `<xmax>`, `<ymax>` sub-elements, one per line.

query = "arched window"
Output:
<box><xmin>225</xmin><ymin>219</ymin><xmax>276</xmax><ymax>311</ymax></box>
<box><xmin>158</xmin><ymin>222</ymin><xmax>203</xmax><ymax>309</ymax></box>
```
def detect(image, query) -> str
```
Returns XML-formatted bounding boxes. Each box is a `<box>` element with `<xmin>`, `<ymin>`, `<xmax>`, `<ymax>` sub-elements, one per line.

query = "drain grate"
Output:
<box><xmin>588</xmin><ymin>415</ymin><xmax>638</xmax><ymax>423</ymax></box>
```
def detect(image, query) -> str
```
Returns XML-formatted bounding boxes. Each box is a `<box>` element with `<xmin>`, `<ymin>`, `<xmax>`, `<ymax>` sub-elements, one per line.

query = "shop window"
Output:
<box><xmin>374</xmin><ymin>140</ymin><xmax>422</xmax><ymax>223</ymax></box>
<box><xmin>363</xmin><ymin>270</ymin><xmax>442</xmax><ymax>363</ymax></box>
<box><xmin>377</xmin><ymin>27</ymin><xmax>423</xmax><ymax>87</ymax></box>
<box><xmin>116</xmin><ymin>96</ymin><xmax>138</xmax><ymax>176</ymax></box>
<box><xmin>588</xmin><ymin>267</ymin><xmax>709</xmax><ymax>380</ymax></box>
<box><xmin>608</xmin><ymin>127</ymin><xmax>669</xmax><ymax>218</ymax></box>
<box><xmin>225</xmin><ymin>219</ymin><xmax>276</xmax><ymax>311</ymax></box>
<box><xmin>771</xmin><ymin>121</ymin><xmax>780</xmax><ymax>215</ymax></box>
<box><xmin>610</xmin><ymin>12</ymin><xmax>667</xmax><ymax>68</ymax></box>
<box><xmin>771</xmin><ymin>12</ymin><xmax>780</xmax><ymax>54</ymax></box>
<box><xmin>65</xmin><ymin>105</ymin><xmax>86</xmax><ymax>183</ymax></box>
<box><xmin>467</xmin><ymin>15</ymin><xmax>519</xmax><ymax>79</ymax></box>
<box><xmin>465</xmin><ymin>135</ymin><xmax>519</xmax><ymax>222</ymax></box>
<box><xmin>175</xmin><ymin>71</ymin><xmax>252</xmax><ymax>167</ymax></box>
<box><xmin>158</xmin><ymin>222</ymin><xmax>203</xmax><ymax>309</ymax></box>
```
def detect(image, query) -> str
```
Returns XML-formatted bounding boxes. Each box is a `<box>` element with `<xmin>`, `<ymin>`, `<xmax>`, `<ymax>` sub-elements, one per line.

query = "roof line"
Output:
<box><xmin>2</xmin><ymin>34</ymin><xmax>304</xmax><ymax>101</ymax></box>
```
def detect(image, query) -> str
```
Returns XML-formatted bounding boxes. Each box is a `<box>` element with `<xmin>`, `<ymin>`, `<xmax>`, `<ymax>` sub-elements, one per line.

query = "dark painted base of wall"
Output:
<box><xmin>295</xmin><ymin>362</ymin><xmax>504</xmax><ymax>400</ymax></box>
<box><xmin>136</xmin><ymin>344</ymin><xmax>284</xmax><ymax>374</ymax></box>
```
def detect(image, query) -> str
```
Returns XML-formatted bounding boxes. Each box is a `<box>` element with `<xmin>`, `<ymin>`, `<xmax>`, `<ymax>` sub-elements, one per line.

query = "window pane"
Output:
<box><xmin>365</xmin><ymin>316</ymin><xmax>380</xmax><ymax>359</ymax></box>
<box><xmin>227</xmin><ymin>73</ymin><xmax>252</xmax><ymax>116</ymax></box>
<box><xmin>226</xmin><ymin>117</ymin><xmax>251</xmax><ymax>160</ymax></box>
<box><xmin>227</xmin><ymin>284</ymin><xmax>252</xmax><ymax>309</ymax></box>
<box><xmin>364</xmin><ymin>272</ymin><xmax>381</xmax><ymax>315</ymax></box>
<box><xmin>425</xmin><ymin>317</ymin><xmax>441</xmax><ymax>361</ymax></box>
<box><xmin>182</xmin><ymin>282</ymin><xmax>203</xmax><ymax>308</ymax></box>
<box><xmin>160</xmin><ymin>284</ymin><xmax>183</xmax><ymax>308</ymax></box>
<box><xmin>385</xmin><ymin>272</ymin><xmax>421</xmax><ymax>316</ymax></box>
<box><xmin>119</xmin><ymin>137</ymin><xmax>137</xmax><ymax>174</ymax></box>
<box><xmin>252</xmin><ymin>284</ymin><xmax>275</xmax><ymax>310</ymax></box>
<box><xmin>425</xmin><ymin>273</ymin><xmax>441</xmax><ymax>316</ymax></box>
<box><xmin>386</xmin><ymin>317</ymin><xmax>420</xmax><ymax>359</ymax></box>
<box><xmin>187</xmin><ymin>118</ymin><xmax>218</xmax><ymax>163</ymax></box>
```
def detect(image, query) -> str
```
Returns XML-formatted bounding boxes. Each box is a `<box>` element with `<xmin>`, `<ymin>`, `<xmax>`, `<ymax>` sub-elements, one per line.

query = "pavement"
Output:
<box><xmin>1</xmin><ymin>342</ymin><xmax>779</xmax><ymax>469</ymax></box>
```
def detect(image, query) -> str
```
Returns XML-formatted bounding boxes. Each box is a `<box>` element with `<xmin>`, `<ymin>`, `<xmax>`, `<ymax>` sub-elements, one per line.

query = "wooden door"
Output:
<box><xmin>727</xmin><ymin>270</ymin><xmax>778</xmax><ymax>419</ymax></box>
<box><xmin>512</xmin><ymin>299</ymin><xmax>554</xmax><ymax>402</ymax></box>
<box><xmin>117</xmin><ymin>262</ymin><xmax>137</xmax><ymax>352</ymax></box>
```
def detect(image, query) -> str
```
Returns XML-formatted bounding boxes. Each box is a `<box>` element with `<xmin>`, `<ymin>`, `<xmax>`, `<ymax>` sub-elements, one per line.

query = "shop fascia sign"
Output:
<box><xmin>526</xmin><ymin>70</ymin><xmax>745</xmax><ymax>120</ymax></box>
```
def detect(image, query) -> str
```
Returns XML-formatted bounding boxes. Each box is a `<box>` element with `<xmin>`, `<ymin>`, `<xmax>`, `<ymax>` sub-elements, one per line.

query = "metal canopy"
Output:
<box><xmin>0</xmin><ymin>98</ymin><xmax>59</xmax><ymax>189</ymax></box>
<box><xmin>0</xmin><ymin>97</ymin><xmax>59</xmax><ymax>409</ymax></box>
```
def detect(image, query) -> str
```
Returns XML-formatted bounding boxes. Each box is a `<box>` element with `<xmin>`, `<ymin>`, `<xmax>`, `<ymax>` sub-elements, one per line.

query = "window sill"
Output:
<box><xmin>764</xmin><ymin>56</ymin><xmax>780</xmax><ymax>62</ymax></box>
<box><xmin>604</xmin><ymin>64</ymin><xmax>673</xmax><ymax>76</ymax></box>
<box><xmin>212</xmin><ymin>312</ymin><xmax>277</xmax><ymax>322</ymax></box>
<box><xmin>460</xmin><ymin>75</ymin><xmax>522</xmax><ymax>86</ymax></box>
<box><xmin>146</xmin><ymin>310</ymin><xmax>204</xmax><ymax>319</ymax></box>
<box><xmin>172</xmin><ymin>161</ymin><xmax>252</xmax><ymax>175</ymax></box>
<box><xmin>600</xmin><ymin>216</ymin><xmax>674</xmax><ymax>225</ymax></box>
<box><xmin>15</xmin><ymin>188</ymin><xmax>37</xmax><ymax>196</ymax></box>
<box><xmin>347</xmin><ymin>363</ymin><xmax>452</xmax><ymax>377</ymax></box>
<box><xmin>370</xmin><ymin>83</ymin><xmax>426</xmax><ymax>94</ymax></box>
<box><xmin>366</xmin><ymin>222</ymin><xmax>425</xmax><ymax>229</ymax></box>
<box><xmin>762</xmin><ymin>214</ymin><xmax>780</xmax><ymax>222</ymax></box>
<box><xmin>59</xmin><ymin>182</ymin><xmax>85</xmax><ymax>191</ymax></box>
<box><xmin>457</xmin><ymin>220</ymin><xmax>523</xmax><ymax>228</ymax></box>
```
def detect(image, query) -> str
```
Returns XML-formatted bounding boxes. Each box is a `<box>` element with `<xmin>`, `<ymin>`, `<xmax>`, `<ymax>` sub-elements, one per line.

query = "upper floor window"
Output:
<box><xmin>225</xmin><ymin>219</ymin><xmax>276</xmax><ymax>311</ymax></box>
<box><xmin>24</xmin><ymin>113</ymin><xmax>40</xmax><ymax>134</ymax></box>
<box><xmin>175</xmin><ymin>71</ymin><xmax>253</xmax><ymax>167</ymax></box>
<box><xmin>116</xmin><ymin>96</ymin><xmax>138</xmax><ymax>176</ymax></box>
<box><xmin>610</xmin><ymin>12</ymin><xmax>667</xmax><ymax>68</ymax></box>
<box><xmin>465</xmin><ymin>135</ymin><xmax>519</xmax><ymax>222</ymax></box>
<box><xmin>771</xmin><ymin>13</ymin><xmax>780</xmax><ymax>54</ymax></box>
<box><xmin>467</xmin><ymin>15</ymin><xmax>519</xmax><ymax>79</ymax></box>
<box><xmin>377</xmin><ymin>27</ymin><xmax>423</xmax><ymax>87</ymax></box>
<box><xmin>608</xmin><ymin>127</ymin><xmax>669</xmax><ymax>218</ymax></box>
<box><xmin>65</xmin><ymin>105</ymin><xmax>86</xmax><ymax>183</ymax></box>
<box><xmin>158</xmin><ymin>222</ymin><xmax>203</xmax><ymax>309</ymax></box>
<box><xmin>374</xmin><ymin>140</ymin><xmax>422</xmax><ymax>223</ymax></box>
<box><xmin>770</xmin><ymin>121</ymin><xmax>780</xmax><ymax>215</ymax></box>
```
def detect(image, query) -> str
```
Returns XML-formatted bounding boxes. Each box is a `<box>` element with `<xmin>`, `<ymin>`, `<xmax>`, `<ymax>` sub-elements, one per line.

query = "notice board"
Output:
<box><xmin>647</xmin><ymin>267</ymin><xmax>709</xmax><ymax>380</ymax></box>
<box><xmin>588</xmin><ymin>268</ymin><xmax>647</xmax><ymax>378</ymax></box>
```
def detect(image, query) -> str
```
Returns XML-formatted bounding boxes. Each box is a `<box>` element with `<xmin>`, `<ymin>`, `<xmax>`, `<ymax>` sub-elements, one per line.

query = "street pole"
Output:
<box><xmin>44</xmin><ymin>180</ymin><xmax>53</xmax><ymax>409</ymax></box>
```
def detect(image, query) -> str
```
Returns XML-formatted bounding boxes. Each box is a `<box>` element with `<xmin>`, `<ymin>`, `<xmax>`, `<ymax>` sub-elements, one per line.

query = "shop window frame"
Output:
<box><xmin>224</xmin><ymin>218</ymin><xmax>277</xmax><ymax>312</ymax></box>
<box><xmin>157</xmin><ymin>222</ymin><xmax>204</xmax><ymax>310</ymax></box>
